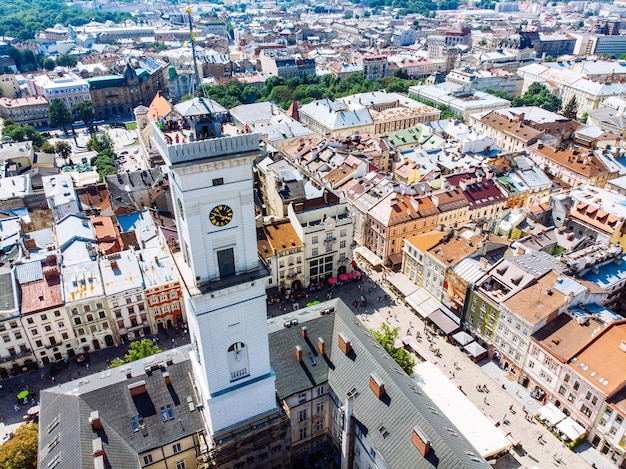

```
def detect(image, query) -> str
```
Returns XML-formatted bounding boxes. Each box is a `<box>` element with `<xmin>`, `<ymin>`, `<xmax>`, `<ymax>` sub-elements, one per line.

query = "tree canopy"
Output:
<box><xmin>1</xmin><ymin>119</ymin><xmax>46</xmax><ymax>147</ymax></box>
<box><xmin>54</xmin><ymin>141</ymin><xmax>72</xmax><ymax>159</ymax></box>
<box><xmin>48</xmin><ymin>98</ymin><xmax>72</xmax><ymax>133</ymax></box>
<box><xmin>73</xmin><ymin>100</ymin><xmax>95</xmax><ymax>132</ymax></box>
<box><xmin>371</xmin><ymin>323</ymin><xmax>416</xmax><ymax>376</ymax></box>
<box><xmin>200</xmin><ymin>73</ymin><xmax>421</xmax><ymax>110</ymax></box>
<box><xmin>0</xmin><ymin>0</ymin><xmax>131</xmax><ymax>41</ymax></box>
<box><xmin>562</xmin><ymin>96</ymin><xmax>579</xmax><ymax>119</ymax></box>
<box><xmin>87</xmin><ymin>132</ymin><xmax>117</xmax><ymax>182</ymax></box>
<box><xmin>0</xmin><ymin>423</ymin><xmax>38</xmax><ymax>469</ymax></box>
<box><xmin>109</xmin><ymin>339</ymin><xmax>162</xmax><ymax>368</ymax></box>
<box><xmin>511</xmin><ymin>82</ymin><xmax>562</xmax><ymax>113</ymax></box>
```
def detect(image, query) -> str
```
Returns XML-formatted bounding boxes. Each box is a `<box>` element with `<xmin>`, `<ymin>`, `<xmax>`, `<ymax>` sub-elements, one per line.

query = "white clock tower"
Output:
<box><xmin>157</xmin><ymin>112</ymin><xmax>276</xmax><ymax>435</ymax></box>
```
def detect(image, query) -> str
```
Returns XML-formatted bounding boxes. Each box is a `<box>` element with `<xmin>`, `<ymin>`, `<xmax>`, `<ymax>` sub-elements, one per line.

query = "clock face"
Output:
<box><xmin>209</xmin><ymin>204</ymin><xmax>233</xmax><ymax>227</ymax></box>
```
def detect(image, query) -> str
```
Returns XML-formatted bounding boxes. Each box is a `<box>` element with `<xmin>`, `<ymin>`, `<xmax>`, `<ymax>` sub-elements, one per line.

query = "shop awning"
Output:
<box><xmin>463</xmin><ymin>341</ymin><xmax>487</xmax><ymax>358</ymax></box>
<box><xmin>405</xmin><ymin>288</ymin><xmax>441</xmax><ymax>319</ymax></box>
<box><xmin>387</xmin><ymin>273</ymin><xmax>419</xmax><ymax>297</ymax></box>
<box><xmin>388</xmin><ymin>252</ymin><xmax>403</xmax><ymax>266</ymax></box>
<box><xmin>354</xmin><ymin>246</ymin><xmax>383</xmax><ymax>267</ymax></box>
<box><xmin>556</xmin><ymin>417</ymin><xmax>586</xmax><ymax>441</ymax></box>
<box><xmin>538</xmin><ymin>403</ymin><xmax>567</xmax><ymax>426</ymax></box>
<box><xmin>427</xmin><ymin>309</ymin><xmax>460</xmax><ymax>335</ymax></box>
<box><xmin>452</xmin><ymin>330</ymin><xmax>474</xmax><ymax>346</ymax></box>
<box><xmin>414</xmin><ymin>362</ymin><xmax>512</xmax><ymax>459</ymax></box>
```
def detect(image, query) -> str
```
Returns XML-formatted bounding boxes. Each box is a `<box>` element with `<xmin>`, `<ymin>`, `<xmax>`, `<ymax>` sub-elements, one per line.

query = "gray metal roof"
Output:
<box><xmin>270</xmin><ymin>312</ymin><xmax>336</xmax><ymax>400</ymax></box>
<box><xmin>39</xmin><ymin>347</ymin><xmax>205</xmax><ymax>469</ymax></box>
<box><xmin>15</xmin><ymin>259</ymin><xmax>43</xmax><ymax>284</ymax></box>
<box><xmin>175</xmin><ymin>97</ymin><xmax>227</xmax><ymax>117</ymax></box>
<box><xmin>269</xmin><ymin>300</ymin><xmax>491</xmax><ymax>468</ymax></box>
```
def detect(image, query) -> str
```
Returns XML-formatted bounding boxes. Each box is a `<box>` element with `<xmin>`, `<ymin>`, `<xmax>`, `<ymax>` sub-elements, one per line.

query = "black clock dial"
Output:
<box><xmin>209</xmin><ymin>205</ymin><xmax>233</xmax><ymax>226</ymax></box>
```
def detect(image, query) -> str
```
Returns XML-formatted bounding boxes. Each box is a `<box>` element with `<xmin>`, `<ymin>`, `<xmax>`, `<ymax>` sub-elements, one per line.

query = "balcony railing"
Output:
<box><xmin>0</xmin><ymin>348</ymin><xmax>32</xmax><ymax>364</ymax></box>
<box><xmin>230</xmin><ymin>367</ymin><xmax>249</xmax><ymax>382</ymax></box>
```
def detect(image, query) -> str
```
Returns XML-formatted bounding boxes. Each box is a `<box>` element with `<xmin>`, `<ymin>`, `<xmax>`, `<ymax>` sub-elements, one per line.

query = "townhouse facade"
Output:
<box><xmin>257</xmin><ymin>219</ymin><xmax>306</xmax><ymax>293</ymax></box>
<box><xmin>366</xmin><ymin>192</ymin><xmax>440</xmax><ymax>267</ymax></box>
<box><xmin>288</xmin><ymin>193</ymin><xmax>355</xmax><ymax>287</ymax></box>
<box><xmin>100</xmin><ymin>251</ymin><xmax>150</xmax><ymax>342</ymax></box>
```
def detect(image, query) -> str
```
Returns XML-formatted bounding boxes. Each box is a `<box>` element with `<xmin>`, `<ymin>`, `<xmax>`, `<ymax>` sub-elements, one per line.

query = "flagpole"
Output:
<box><xmin>186</xmin><ymin>6</ymin><xmax>203</xmax><ymax>98</ymax></box>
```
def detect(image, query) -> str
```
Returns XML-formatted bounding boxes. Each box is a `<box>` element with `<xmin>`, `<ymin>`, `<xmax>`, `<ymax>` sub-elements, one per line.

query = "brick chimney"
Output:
<box><xmin>295</xmin><ymin>345</ymin><xmax>303</xmax><ymax>362</ymax></box>
<box><xmin>128</xmin><ymin>381</ymin><xmax>147</xmax><ymax>397</ymax></box>
<box><xmin>89</xmin><ymin>410</ymin><xmax>102</xmax><ymax>430</ymax></box>
<box><xmin>369</xmin><ymin>373</ymin><xmax>385</xmax><ymax>398</ymax></box>
<box><xmin>163</xmin><ymin>371</ymin><xmax>171</xmax><ymax>385</ymax></box>
<box><xmin>338</xmin><ymin>333</ymin><xmax>351</xmax><ymax>355</ymax></box>
<box><xmin>317</xmin><ymin>337</ymin><xmax>326</xmax><ymax>355</ymax></box>
<box><xmin>92</xmin><ymin>437</ymin><xmax>105</xmax><ymax>458</ymax></box>
<box><xmin>301</xmin><ymin>326</ymin><xmax>308</xmax><ymax>338</ymax></box>
<box><xmin>412</xmin><ymin>426</ymin><xmax>431</xmax><ymax>456</ymax></box>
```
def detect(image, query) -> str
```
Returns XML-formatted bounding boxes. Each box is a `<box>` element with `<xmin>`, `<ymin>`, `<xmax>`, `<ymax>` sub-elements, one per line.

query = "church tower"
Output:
<box><xmin>156</xmin><ymin>115</ymin><xmax>277</xmax><ymax>436</ymax></box>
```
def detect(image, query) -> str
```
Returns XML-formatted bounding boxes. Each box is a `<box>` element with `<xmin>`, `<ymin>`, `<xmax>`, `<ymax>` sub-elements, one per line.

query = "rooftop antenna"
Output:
<box><xmin>186</xmin><ymin>5</ymin><xmax>204</xmax><ymax>100</ymax></box>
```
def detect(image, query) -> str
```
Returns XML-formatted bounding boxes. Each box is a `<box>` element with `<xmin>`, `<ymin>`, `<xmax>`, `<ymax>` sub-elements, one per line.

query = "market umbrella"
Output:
<box><xmin>338</xmin><ymin>274</ymin><xmax>349</xmax><ymax>282</ymax></box>
<box><xmin>17</xmin><ymin>390</ymin><xmax>29</xmax><ymax>400</ymax></box>
<box><xmin>327</xmin><ymin>277</ymin><xmax>338</xmax><ymax>285</ymax></box>
<box><xmin>352</xmin><ymin>271</ymin><xmax>362</xmax><ymax>278</ymax></box>
<box><xmin>345</xmin><ymin>272</ymin><xmax>354</xmax><ymax>280</ymax></box>
<box><xmin>306</xmin><ymin>300</ymin><xmax>321</xmax><ymax>307</ymax></box>
<box><xmin>27</xmin><ymin>405</ymin><xmax>40</xmax><ymax>416</ymax></box>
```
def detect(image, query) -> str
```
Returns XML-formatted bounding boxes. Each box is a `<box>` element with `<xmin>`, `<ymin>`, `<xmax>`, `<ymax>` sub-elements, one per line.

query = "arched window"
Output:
<box><xmin>227</xmin><ymin>342</ymin><xmax>249</xmax><ymax>382</ymax></box>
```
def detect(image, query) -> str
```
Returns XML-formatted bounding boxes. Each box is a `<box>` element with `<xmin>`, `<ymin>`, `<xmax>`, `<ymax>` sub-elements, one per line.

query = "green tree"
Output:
<box><xmin>484</xmin><ymin>88</ymin><xmax>509</xmax><ymax>100</ymax></box>
<box><xmin>580</xmin><ymin>112</ymin><xmax>588</xmax><ymax>124</ymax></box>
<box><xmin>72</xmin><ymin>100</ymin><xmax>95</xmax><ymax>132</ymax></box>
<box><xmin>241</xmin><ymin>86</ymin><xmax>261</xmax><ymax>104</ymax></box>
<box><xmin>267</xmin><ymin>85</ymin><xmax>293</xmax><ymax>107</ymax></box>
<box><xmin>109</xmin><ymin>357</ymin><xmax>125</xmax><ymax>367</ymax></box>
<box><xmin>48</xmin><ymin>98</ymin><xmax>72</xmax><ymax>134</ymax></box>
<box><xmin>0</xmin><ymin>423</ymin><xmax>38</xmax><ymax>469</ymax></box>
<box><xmin>42</xmin><ymin>58</ymin><xmax>55</xmax><ymax>70</ymax></box>
<box><xmin>125</xmin><ymin>339</ymin><xmax>162</xmax><ymax>362</ymax></box>
<box><xmin>511</xmin><ymin>82</ymin><xmax>561</xmax><ymax>112</ymax></box>
<box><xmin>619</xmin><ymin>53</ymin><xmax>626</xmax><ymax>60</ymax></box>
<box><xmin>371</xmin><ymin>323</ymin><xmax>416</xmax><ymax>376</ymax></box>
<box><xmin>2</xmin><ymin>124</ymin><xmax>24</xmax><ymax>142</ymax></box>
<box><xmin>394</xmin><ymin>68</ymin><xmax>409</xmax><ymax>79</ymax></box>
<box><xmin>55</xmin><ymin>54</ymin><xmax>78</xmax><ymax>67</ymax></box>
<box><xmin>54</xmin><ymin>141</ymin><xmax>72</xmax><ymax>159</ymax></box>
<box><xmin>87</xmin><ymin>132</ymin><xmax>113</xmax><ymax>153</ymax></box>
<box><xmin>562</xmin><ymin>96</ymin><xmax>579</xmax><ymax>119</ymax></box>
<box><xmin>40</xmin><ymin>141</ymin><xmax>55</xmax><ymax>153</ymax></box>
<box><xmin>22</xmin><ymin>125</ymin><xmax>45</xmax><ymax>147</ymax></box>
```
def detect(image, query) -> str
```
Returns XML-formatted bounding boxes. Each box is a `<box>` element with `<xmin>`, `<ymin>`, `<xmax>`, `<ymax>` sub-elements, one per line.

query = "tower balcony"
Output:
<box><xmin>230</xmin><ymin>367</ymin><xmax>249</xmax><ymax>382</ymax></box>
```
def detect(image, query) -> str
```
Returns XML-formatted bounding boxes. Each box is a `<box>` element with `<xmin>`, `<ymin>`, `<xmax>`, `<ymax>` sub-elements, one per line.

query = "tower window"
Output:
<box><xmin>217</xmin><ymin>248</ymin><xmax>235</xmax><ymax>278</ymax></box>
<box><xmin>177</xmin><ymin>199</ymin><xmax>184</xmax><ymax>220</ymax></box>
<box><xmin>212</xmin><ymin>178</ymin><xmax>223</xmax><ymax>186</ymax></box>
<box><xmin>227</xmin><ymin>342</ymin><xmax>250</xmax><ymax>382</ymax></box>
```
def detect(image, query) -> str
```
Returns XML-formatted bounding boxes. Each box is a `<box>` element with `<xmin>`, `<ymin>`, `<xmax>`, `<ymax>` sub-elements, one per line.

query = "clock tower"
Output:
<box><xmin>156</xmin><ymin>110</ymin><xmax>277</xmax><ymax>436</ymax></box>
